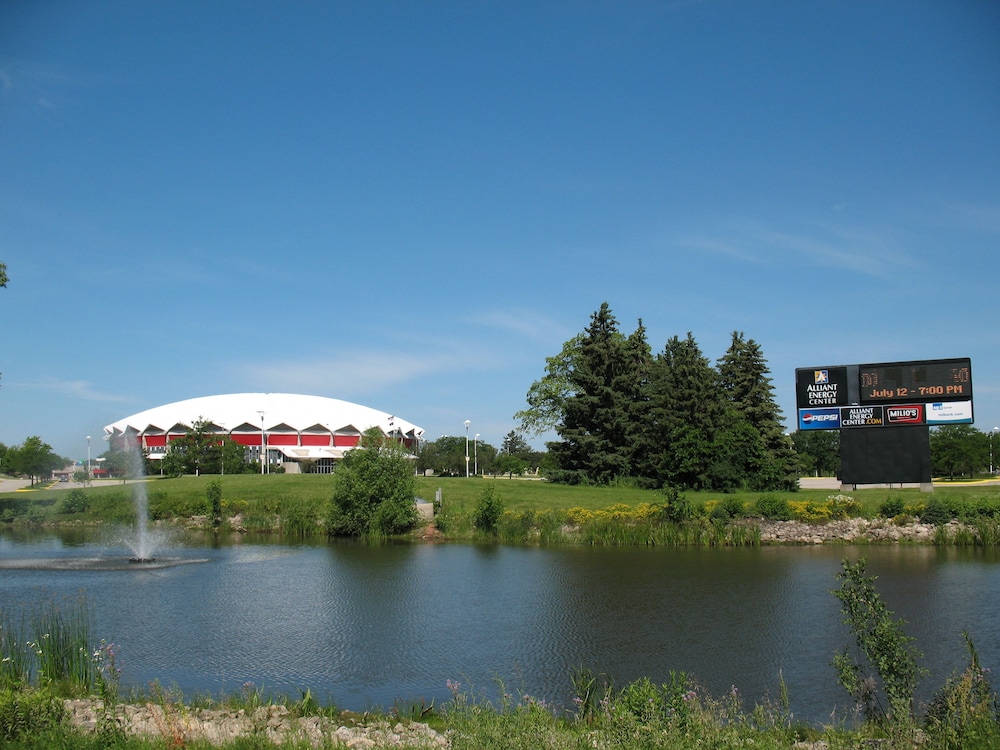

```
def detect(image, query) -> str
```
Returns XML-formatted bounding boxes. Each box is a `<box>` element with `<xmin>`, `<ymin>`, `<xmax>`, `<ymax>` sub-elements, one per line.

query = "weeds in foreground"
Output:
<box><xmin>832</xmin><ymin>558</ymin><xmax>926</xmax><ymax>726</ymax></box>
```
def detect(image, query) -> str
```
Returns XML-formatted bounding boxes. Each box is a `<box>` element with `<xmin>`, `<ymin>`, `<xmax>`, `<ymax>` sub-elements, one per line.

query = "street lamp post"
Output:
<box><xmin>464</xmin><ymin>420</ymin><xmax>471</xmax><ymax>478</ymax></box>
<box><xmin>87</xmin><ymin>436</ymin><xmax>91</xmax><ymax>484</ymax></box>
<box><xmin>257</xmin><ymin>411</ymin><xmax>266</xmax><ymax>475</ymax></box>
<box><xmin>991</xmin><ymin>427</ymin><xmax>999</xmax><ymax>476</ymax></box>
<box><xmin>474</xmin><ymin>434</ymin><xmax>479</xmax><ymax>476</ymax></box>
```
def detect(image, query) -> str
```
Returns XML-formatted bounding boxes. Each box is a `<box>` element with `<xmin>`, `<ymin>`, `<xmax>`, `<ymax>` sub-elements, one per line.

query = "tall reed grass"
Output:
<box><xmin>0</xmin><ymin>599</ymin><xmax>96</xmax><ymax>693</ymax></box>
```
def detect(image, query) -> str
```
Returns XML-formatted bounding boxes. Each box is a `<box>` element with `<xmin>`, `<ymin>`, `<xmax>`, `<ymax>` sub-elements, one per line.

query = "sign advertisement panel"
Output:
<box><xmin>798</xmin><ymin>408</ymin><xmax>841</xmax><ymax>431</ymax></box>
<box><xmin>840</xmin><ymin>405</ymin><xmax>885</xmax><ymax>428</ymax></box>
<box><xmin>795</xmin><ymin>367</ymin><xmax>850</xmax><ymax>409</ymax></box>
<box><xmin>885</xmin><ymin>405</ymin><xmax>924</xmax><ymax>425</ymax></box>
<box><xmin>926</xmin><ymin>401</ymin><xmax>974</xmax><ymax>425</ymax></box>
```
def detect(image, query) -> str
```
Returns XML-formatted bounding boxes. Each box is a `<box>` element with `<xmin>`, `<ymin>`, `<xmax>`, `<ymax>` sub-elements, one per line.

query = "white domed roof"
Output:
<box><xmin>103</xmin><ymin>393</ymin><xmax>422</xmax><ymax>439</ymax></box>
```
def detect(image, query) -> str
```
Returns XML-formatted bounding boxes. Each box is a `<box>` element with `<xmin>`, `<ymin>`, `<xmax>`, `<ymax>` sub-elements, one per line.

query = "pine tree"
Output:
<box><xmin>717</xmin><ymin>331</ymin><xmax>797</xmax><ymax>490</ymax></box>
<box><xmin>549</xmin><ymin>303</ymin><xmax>632</xmax><ymax>484</ymax></box>
<box><xmin>649</xmin><ymin>333</ymin><xmax>728</xmax><ymax>489</ymax></box>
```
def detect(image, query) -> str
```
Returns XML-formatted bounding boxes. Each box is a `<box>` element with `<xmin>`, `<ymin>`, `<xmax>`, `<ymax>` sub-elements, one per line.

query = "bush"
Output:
<box><xmin>925</xmin><ymin>633</ymin><xmax>1000</xmax><ymax>748</ymax></box>
<box><xmin>474</xmin><ymin>486</ymin><xmax>504</xmax><ymax>535</ymax></box>
<box><xmin>0</xmin><ymin>688</ymin><xmax>65</xmax><ymax>741</ymax></box>
<box><xmin>57</xmin><ymin>489</ymin><xmax>89</xmax><ymax>515</ymax></box>
<box><xmin>711</xmin><ymin>497</ymin><xmax>746</xmax><ymax>520</ymax></box>
<box><xmin>753</xmin><ymin>493</ymin><xmax>791</xmax><ymax>521</ymax></box>
<box><xmin>832</xmin><ymin>558</ymin><xmax>925</xmax><ymax>726</ymax></box>
<box><xmin>921</xmin><ymin>499</ymin><xmax>954</xmax><ymax>526</ymax></box>
<box><xmin>326</xmin><ymin>429</ymin><xmax>417</xmax><ymax>538</ymax></box>
<box><xmin>659</xmin><ymin>487</ymin><xmax>695</xmax><ymax>524</ymax></box>
<box><xmin>206</xmin><ymin>480</ymin><xmax>222</xmax><ymax>525</ymax></box>
<box><xmin>878</xmin><ymin>496</ymin><xmax>906</xmax><ymax>519</ymax></box>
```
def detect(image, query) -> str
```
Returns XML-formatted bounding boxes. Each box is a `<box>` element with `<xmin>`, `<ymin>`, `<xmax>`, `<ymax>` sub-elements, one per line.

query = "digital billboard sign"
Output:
<box><xmin>795</xmin><ymin>358</ymin><xmax>972</xmax><ymax>431</ymax></box>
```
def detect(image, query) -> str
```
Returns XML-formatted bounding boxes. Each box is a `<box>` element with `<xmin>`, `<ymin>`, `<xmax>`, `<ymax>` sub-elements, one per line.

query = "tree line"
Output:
<box><xmin>0</xmin><ymin>437</ymin><xmax>66</xmax><ymax>485</ymax></box>
<box><xmin>517</xmin><ymin>302</ymin><xmax>798</xmax><ymax>491</ymax></box>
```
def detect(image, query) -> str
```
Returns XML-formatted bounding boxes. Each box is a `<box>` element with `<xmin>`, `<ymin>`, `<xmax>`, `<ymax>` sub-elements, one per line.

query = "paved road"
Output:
<box><xmin>799</xmin><ymin>476</ymin><xmax>1000</xmax><ymax>490</ymax></box>
<box><xmin>0</xmin><ymin>478</ymin><xmax>36</xmax><ymax>493</ymax></box>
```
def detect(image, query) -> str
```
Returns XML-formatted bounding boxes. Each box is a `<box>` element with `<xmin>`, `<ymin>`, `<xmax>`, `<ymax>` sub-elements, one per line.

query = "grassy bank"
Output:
<box><xmin>3</xmin><ymin>475</ymin><xmax>1000</xmax><ymax>546</ymax></box>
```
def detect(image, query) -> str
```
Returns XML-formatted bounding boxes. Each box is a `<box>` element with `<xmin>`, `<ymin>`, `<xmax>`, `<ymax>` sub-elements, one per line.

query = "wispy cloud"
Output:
<box><xmin>469</xmin><ymin>308</ymin><xmax>572</xmax><ymax>344</ymax></box>
<box><xmin>679</xmin><ymin>236</ymin><xmax>767</xmax><ymax>265</ymax></box>
<box><xmin>17</xmin><ymin>377</ymin><xmax>132</xmax><ymax>402</ymax></box>
<box><xmin>237</xmin><ymin>347</ymin><xmax>504</xmax><ymax>397</ymax></box>
<box><xmin>680</xmin><ymin>218</ymin><xmax>921</xmax><ymax>279</ymax></box>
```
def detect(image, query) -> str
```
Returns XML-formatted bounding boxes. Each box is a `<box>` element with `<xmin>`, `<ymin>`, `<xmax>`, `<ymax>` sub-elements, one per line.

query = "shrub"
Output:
<box><xmin>474</xmin><ymin>486</ymin><xmax>504</xmax><ymax>535</ymax></box>
<box><xmin>925</xmin><ymin>633</ymin><xmax>1000</xmax><ymax>749</ymax></box>
<box><xmin>206</xmin><ymin>480</ymin><xmax>222</xmax><ymax>525</ymax></box>
<box><xmin>659</xmin><ymin>486</ymin><xmax>695</xmax><ymax>524</ymax></box>
<box><xmin>827</xmin><ymin>494</ymin><xmax>861</xmax><ymax>519</ymax></box>
<box><xmin>832</xmin><ymin>558</ymin><xmax>925</xmax><ymax>726</ymax></box>
<box><xmin>921</xmin><ymin>499</ymin><xmax>953</xmax><ymax>526</ymax></box>
<box><xmin>0</xmin><ymin>688</ymin><xmax>64</xmax><ymax>742</ymax></box>
<box><xmin>711</xmin><ymin>497</ymin><xmax>746</xmax><ymax>520</ymax></box>
<box><xmin>753</xmin><ymin>493</ymin><xmax>791</xmax><ymax>521</ymax></box>
<box><xmin>878</xmin><ymin>496</ymin><xmax>906</xmax><ymax>519</ymax></box>
<box><xmin>57</xmin><ymin>489</ymin><xmax>89</xmax><ymax>515</ymax></box>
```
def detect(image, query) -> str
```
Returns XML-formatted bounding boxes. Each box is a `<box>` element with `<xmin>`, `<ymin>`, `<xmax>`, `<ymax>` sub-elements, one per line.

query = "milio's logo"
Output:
<box><xmin>886</xmin><ymin>406</ymin><xmax>923</xmax><ymax>424</ymax></box>
<box><xmin>814</xmin><ymin>370</ymin><xmax>829</xmax><ymax>384</ymax></box>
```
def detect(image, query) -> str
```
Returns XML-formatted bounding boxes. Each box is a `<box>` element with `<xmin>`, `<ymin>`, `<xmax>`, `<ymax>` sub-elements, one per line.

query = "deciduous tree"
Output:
<box><xmin>327</xmin><ymin>428</ymin><xmax>417</xmax><ymax>538</ymax></box>
<box><xmin>10</xmin><ymin>436</ymin><xmax>63</xmax><ymax>485</ymax></box>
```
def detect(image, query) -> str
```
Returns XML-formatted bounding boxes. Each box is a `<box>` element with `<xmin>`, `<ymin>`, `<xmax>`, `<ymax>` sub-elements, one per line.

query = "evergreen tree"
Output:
<box><xmin>650</xmin><ymin>333</ymin><xmax>728</xmax><ymax>489</ymax></box>
<box><xmin>622</xmin><ymin>320</ymin><xmax>653</xmax><ymax>482</ymax></box>
<box><xmin>717</xmin><ymin>332</ymin><xmax>797</xmax><ymax>490</ymax></box>
<box><xmin>549</xmin><ymin>303</ymin><xmax>632</xmax><ymax>484</ymax></box>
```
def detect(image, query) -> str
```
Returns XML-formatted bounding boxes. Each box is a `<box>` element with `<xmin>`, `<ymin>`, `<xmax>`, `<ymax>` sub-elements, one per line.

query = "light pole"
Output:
<box><xmin>257</xmin><ymin>411</ymin><xmax>266</xmax><ymax>475</ymax></box>
<box><xmin>991</xmin><ymin>427</ymin><xmax>999</xmax><ymax>476</ymax></box>
<box><xmin>464</xmin><ymin>420</ymin><xmax>471</xmax><ymax>478</ymax></box>
<box><xmin>474</xmin><ymin>434</ymin><xmax>479</xmax><ymax>476</ymax></box>
<box><xmin>87</xmin><ymin>436</ymin><xmax>91</xmax><ymax>484</ymax></box>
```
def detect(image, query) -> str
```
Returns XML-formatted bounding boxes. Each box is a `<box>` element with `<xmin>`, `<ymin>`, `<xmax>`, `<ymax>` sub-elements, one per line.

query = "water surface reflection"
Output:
<box><xmin>1</xmin><ymin>530</ymin><xmax>997</xmax><ymax>724</ymax></box>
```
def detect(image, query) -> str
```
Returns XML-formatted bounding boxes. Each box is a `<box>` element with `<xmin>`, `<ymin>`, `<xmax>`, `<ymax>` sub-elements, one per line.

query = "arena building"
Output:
<box><xmin>103</xmin><ymin>393</ymin><xmax>423</xmax><ymax>474</ymax></box>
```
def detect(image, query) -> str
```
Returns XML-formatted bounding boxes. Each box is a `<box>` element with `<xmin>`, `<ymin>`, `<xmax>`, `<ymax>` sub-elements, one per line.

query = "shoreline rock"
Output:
<box><xmin>64</xmin><ymin>698</ymin><xmax>448</xmax><ymax>748</ymax></box>
<box><xmin>754</xmin><ymin>517</ymin><xmax>951</xmax><ymax>544</ymax></box>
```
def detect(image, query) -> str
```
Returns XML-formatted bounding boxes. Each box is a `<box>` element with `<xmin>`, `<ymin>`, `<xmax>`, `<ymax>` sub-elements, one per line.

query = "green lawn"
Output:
<box><xmin>2</xmin><ymin>473</ymin><xmax>998</xmax><ymax>529</ymax></box>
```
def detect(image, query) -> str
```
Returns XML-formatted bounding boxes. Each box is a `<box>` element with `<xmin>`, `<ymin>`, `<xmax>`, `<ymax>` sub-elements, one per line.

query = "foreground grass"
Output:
<box><xmin>3</xmin><ymin>674</ymin><xmax>999</xmax><ymax>750</ymax></box>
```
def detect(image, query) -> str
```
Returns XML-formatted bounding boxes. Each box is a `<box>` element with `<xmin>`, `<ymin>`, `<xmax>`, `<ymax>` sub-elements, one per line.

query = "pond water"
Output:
<box><xmin>1</xmin><ymin>528</ymin><xmax>999</xmax><ymax>725</ymax></box>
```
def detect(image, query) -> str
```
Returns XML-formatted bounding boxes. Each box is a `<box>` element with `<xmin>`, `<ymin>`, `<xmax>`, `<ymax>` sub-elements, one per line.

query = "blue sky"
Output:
<box><xmin>2</xmin><ymin>1</ymin><xmax>998</xmax><ymax>460</ymax></box>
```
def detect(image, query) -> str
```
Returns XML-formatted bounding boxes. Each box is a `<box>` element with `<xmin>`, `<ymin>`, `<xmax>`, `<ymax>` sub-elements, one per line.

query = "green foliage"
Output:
<box><xmin>548</xmin><ymin>303</ymin><xmax>636</xmax><ymax>485</ymax></box>
<box><xmin>922</xmin><ymin>499</ymin><xmax>954</xmax><ymax>526</ymax></box>
<box><xmin>327</xmin><ymin>428</ymin><xmax>417</xmax><ymax>538</ymax></box>
<box><xmin>832</xmin><ymin>558</ymin><xmax>926</xmax><ymax>726</ymax></box>
<box><xmin>6</xmin><ymin>436</ymin><xmax>64</xmax><ymax>485</ymax></box>
<box><xmin>206</xmin><ymin>480</ymin><xmax>223</xmax><ymax>525</ymax></box>
<box><xmin>279</xmin><ymin>495</ymin><xmax>318</xmax><ymax>537</ymax></box>
<box><xmin>711</xmin><ymin>496</ymin><xmax>747</xmax><ymax>519</ymax></box>
<box><xmin>0</xmin><ymin>687</ymin><xmax>65</xmax><ymax>742</ymax></box>
<box><xmin>925</xmin><ymin>633</ymin><xmax>1000</xmax><ymax>749</ymax></box>
<box><xmin>531</xmin><ymin>309</ymin><xmax>799</xmax><ymax>492</ymax></box>
<box><xmin>753</xmin><ymin>493</ymin><xmax>792</xmax><ymax>521</ymax></box>
<box><xmin>879</xmin><ymin>496</ymin><xmax>906</xmax><ymax>519</ymax></box>
<box><xmin>515</xmin><ymin>333</ymin><xmax>583</xmax><ymax>437</ymax></box>
<box><xmin>58</xmin><ymin>489</ymin><xmax>90</xmax><ymax>515</ymax></box>
<box><xmin>932</xmin><ymin>425</ymin><xmax>990</xmax><ymax>480</ymax></box>
<box><xmin>473</xmin><ymin>485</ymin><xmax>504</xmax><ymax>535</ymax></box>
<box><xmin>159</xmin><ymin>418</ymin><xmax>251</xmax><ymax>477</ymax></box>
<box><xmin>791</xmin><ymin>429</ymin><xmax>841</xmax><ymax>477</ymax></box>
<box><xmin>659</xmin><ymin>486</ymin><xmax>695</xmax><ymax>524</ymax></box>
